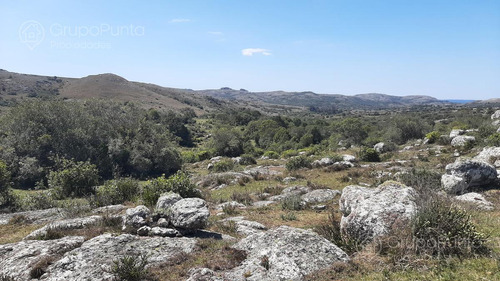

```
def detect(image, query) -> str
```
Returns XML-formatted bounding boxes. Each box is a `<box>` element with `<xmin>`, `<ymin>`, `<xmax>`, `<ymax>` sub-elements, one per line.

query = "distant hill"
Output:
<box><xmin>0</xmin><ymin>69</ymin><xmax>454</xmax><ymax>114</ymax></box>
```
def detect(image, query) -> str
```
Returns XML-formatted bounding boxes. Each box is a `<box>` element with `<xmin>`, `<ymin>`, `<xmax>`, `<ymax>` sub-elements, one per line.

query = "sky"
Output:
<box><xmin>1</xmin><ymin>0</ymin><xmax>499</xmax><ymax>99</ymax></box>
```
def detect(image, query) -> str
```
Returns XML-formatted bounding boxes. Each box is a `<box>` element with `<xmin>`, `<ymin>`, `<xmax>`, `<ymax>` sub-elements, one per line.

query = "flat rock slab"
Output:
<box><xmin>25</xmin><ymin>215</ymin><xmax>108</xmax><ymax>240</ymax></box>
<box><xmin>224</xmin><ymin>225</ymin><xmax>349</xmax><ymax>281</ymax></box>
<box><xmin>301</xmin><ymin>189</ymin><xmax>341</xmax><ymax>204</ymax></box>
<box><xmin>41</xmin><ymin>233</ymin><xmax>197</xmax><ymax>280</ymax></box>
<box><xmin>221</xmin><ymin>216</ymin><xmax>267</xmax><ymax>236</ymax></box>
<box><xmin>0</xmin><ymin>236</ymin><xmax>85</xmax><ymax>280</ymax></box>
<box><xmin>0</xmin><ymin>208</ymin><xmax>64</xmax><ymax>225</ymax></box>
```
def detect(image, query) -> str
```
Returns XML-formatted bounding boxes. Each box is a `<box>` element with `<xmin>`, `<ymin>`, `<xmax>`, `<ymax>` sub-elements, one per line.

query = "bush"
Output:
<box><xmin>111</xmin><ymin>254</ymin><xmax>152</xmax><ymax>281</ymax></box>
<box><xmin>425</xmin><ymin>131</ymin><xmax>441</xmax><ymax>144</ymax></box>
<box><xmin>358</xmin><ymin>147</ymin><xmax>380</xmax><ymax>162</ymax></box>
<box><xmin>0</xmin><ymin>160</ymin><xmax>10</xmax><ymax>199</ymax></box>
<box><xmin>48</xmin><ymin>159</ymin><xmax>99</xmax><ymax>198</ymax></box>
<box><xmin>285</xmin><ymin>156</ymin><xmax>312</xmax><ymax>171</ymax></box>
<box><xmin>263</xmin><ymin>151</ymin><xmax>279</xmax><ymax>159</ymax></box>
<box><xmin>209</xmin><ymin>128</ymin><xmax>244</xmax><ymax>157</ymax></box>
<box><xmin>212</xmin><ymin>159</ymin><xmax>234</xmax><ymax>172</ymax></box>
<box><xmin>314</xmin><ymin>209</ymin><xmax>360</xmax><ymax>254</ymax></box>
<box><xmin>94</xmin><ymin>178</ymin><xmax>140</xmax><ymax>207</ymax></box>
<box><xmin>281</xmin><ymin>195</ymin><xmax>303</xmax><ymax>210</ymax></box>
<box><xmin>142</xmin><ymin>171</ymin><xmax>198</xmax><ymax>206</ymax></box>
<box><xmin>282</xmin><ymin>150</ymin><xmax>298</xmax><ymax>158</ymax></box>
<box><xmin>398</xmin><ymin>168</ymin><xmax>441</xmax><ymax>193</ymax></box>
<box><xmin>487</xmin><ymin>133</ymin><xmax>500</xmax><ymax>146</ymax></box>
<box><xmin>14</xmin><ymin>191</ymin><xmax>56</xmax><ymax>211</ymax></box>
<box><xmin>238</xmin><ymin>154</ymin><xmax>257</xmax><ymax>165</ymax></box>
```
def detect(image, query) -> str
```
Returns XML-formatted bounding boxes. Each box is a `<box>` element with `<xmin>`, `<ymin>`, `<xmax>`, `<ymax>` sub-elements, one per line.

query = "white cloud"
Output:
<box><xmin>241</xmin><ymin>48</ymin><xmax>272</xmax><ymax>56</ymax></box>
<box><xmin>170</xmin><ymin>18</ymin><xmax>191</xmax><ymax>23</ymax></box>
<box><xmin>208</xmin><ymin>31</ymin><xmax>223</xmax><ymax>35</ymax></box>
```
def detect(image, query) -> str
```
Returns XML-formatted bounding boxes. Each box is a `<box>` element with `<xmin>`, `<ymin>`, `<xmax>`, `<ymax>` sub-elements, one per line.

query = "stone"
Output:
<box><xmin>0</xmin><ymin>207</ymin><xmax>63</xmax><ymax>226</ymax></box>
<box><xmin>312</xmin><ymin>157</ymin><xmax>333</xmax><ymax>167</ymax></box>
<box><xmin>252</xmin><ymin>200</ymin><xmax>276</xmax><ymax>207</ymax></box>
<box><xmin>449</xmin><ymin>129</ymin><xmax>465</xmax><ymax>139</ymax></box>
<box><xmin>41</xmin><ymin>234</ymin><xmax>197</xmax><ymax>280</ymax></box>
<box><xmin>342</xmin><ymin>154</ymin><xmax>357</xmax><ymax>162</ymax></box>
<box><xmin>157</xmin><ymin>217</ymin><xmax>169</xmax><ymax>227</ymax></box>
<box><xmin>221</xmin><ymin>216</ymin><xmax>267</xmax><ymax>236</ymax></box>
<box><xmin>300</xmin><ymin>189</ymin><xmax>341</xmax><ymax>204</ymax></box>
<box><xmin>91</xmin><ymin>204</ymin><xmax>127</xmax><ymax>215</ymax></box>
<box><xmin>155</xmin><ymin>192</ymin><xmax>182</xmax><ymax>210</ymax></box>
<box><xmin>243</xmin><ymin>166</ymin><xmax>284</xmax><ymax>177</ymax></box>
<box><xmin>283</xmin><ymin>176</ymin><xmax>297</xmax><ymax>183</ymax></box>
<box><xmin>340</xmin><ymin>181</ymin><xmax>418</xmax><ymax>243</ymax></box>
<box><xmin>170</xmin><ymin>198</ymin><xmax>210</xmax><ymax>230</ymax></box>
<box><xmin>122</xmin><ymin>205</ymin><xmax>150</xmax><ymax>231</ymax></box>
<box><xmin>311</xmin><ymin>204</ymin><xmax>327</xmax><ymax>210</ymax></box>
<box><xmin>216</xmin><ymin>201</ymin><xmax>247</xmax><ymax>212</ymax></box>
<box><xmin>0</xmin><ymin>236</ymin><xmax>84</xmax><ymax>280</ymax></box>
<box><xmin>268</xmin><ymin>186</ymin><xmax>312</xmax><ymax>201</ymax></box>
<box><xmin>473</xmin><ymin>147</ymin><xmax>500</xmax><ymax>166</ymax></box>
<box><xmin>187</xmin><ymin>268</ymin><xmax>223</xmax><ymax>281</ymax></box>
<box><xmin>374</xmin><ymin>142</ymin><xmax>386</xmax><ymax>153</ymax></box>
<box><xmin>150</xmin><ymin>226</ymin><xmax>180</xmax><ymax>237</ymax></box>
<box><xmin>451</xmin><ymin>135</ymin><xmax>475</xmax><ymax>147</ymax></box>
<box><xmin>491</xmin><ymin>110</ymin><xmax>500</xmax><ymax>120</ymax></box>
<box><xmin>455</xmin><ymin>192</ymin><xmax>494</xmax><ymax>211</ymax></box>
<box><xmin>441</xmin><ymin>160</ymin><xmax>498</xmax><ymax>194</ymax></box>
<box><xmin>224</xmin><ymin>226</ymin><xmax>349</xmax><ymax>281</ymax></box>
<box><xmin>25</xmin><ymin>215</ymin><xmax>107</xmax><ymax>240</ymax></box>
<box><xmin>137</xmin><ymin>225</ymin><xmax>151</xmax><ymax>236</ymax></box>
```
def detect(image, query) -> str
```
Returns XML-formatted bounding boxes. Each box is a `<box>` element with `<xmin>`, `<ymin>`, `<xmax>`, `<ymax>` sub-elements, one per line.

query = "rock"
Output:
<box><xmin>455</xmin><ymin>192</ymin><xmax>494</xmax><ymax>211</ymax></box>
<box><xmin>451</xmin><ymin>135</ymin><xmax>475</xmax><ymax>147</ymax></box>
<box><xmin>216</xmin><ymin>201</ymin><xmax>247</xmax><ymax>212</ymax></box>
<box><xmin>342</xmin><ymin>154</ymin><xmax>357</xmax><ymax>162</ymax></box>
<box><xmin>491</xmin><ymin>110</ymin><xmax>500</xmax><ymax>120</ymax></box>
<box><xmin>150</xmin><ymin>226</ymin><xmax>180</xmax><ymax>237</ymax></box>
<box><xmin>25</xmin><ymin>215</ymin><xmax>107</xmax><ymax>240</ymax></box>
<box><xmin>187</xmin><ymin>268</ymin><xmax>223</xmax><ymax>281</ymax></box>
<box><xmin>0</xmin><ymin>207</ymin><xmax>63</xmax><ymax>226</ymax></box>
<box><xmin>210</xmin><ymin>156</ymin><xmax>223</xmax><ymax>163</ymax></box>
<box><xmin>268</xmin><ymin>186</ymin><xmax>311</xmax><ymax>201</ymax></box>
<box><xmin>157</xmin><ymin>217</ymin><xmax>169</xmax><ymax>227</ymax></box>
<box><xmin>449</xmin><ymin>129</ymin><xmax>465</xmax><ymax>139</ymax></box>
<box><xmin>312</xmin><ymin>157</ymin><xmax>333</xmax><ymax>168</ymax></box>
<box><xmin>91</xmin><ymin>204</ymin><xmax>127</xmax><ymax>215</ymax></box>
<box><xmin>207</xmin><ymin>163</ymin><xmax>214</xmax><ymax>170</ymax></box>
<box><xmin>474</xmin><ymin>147</ymin><xmax>500</xmax><ymax>167</ymax></box>
<box><xmin>311</xmin><ymin>204</ymin><xmax>327</xmax><ymax>211</ymax></box>
<box><xmin>493</xmin><ymin>120</ymin><xmax>500</xmax><ymax>127</ymax></box>
<box><xmin>170</xmin><ymin>198</ymin><xmax>209</xmax><ymax>230</ymax></box>
<box><xmin>252</xmin><ymin>200</ymin><xmax>276</xmax><ymax>207</ymax></box>
<box><xmin>224</xmin><ymin>226</ymin><xmax>349</xmax><ymax>281</ymax></box>
<box><xmin>155</xmin><ymin>192</ymin><xmax>182</xmax><ymax>210</ymax></box>
<box><xmin>122</xmin><ymin>205</ymin><xmax>150</xmax><ymax>231</ymax></box>
<box><xmin>221</xmin><ymin>216</ymin><xmax>267</xmax><ymax>236</ymax></box>
<box><xmin>339</xmin><ymin>181</ymin><xmax>418</xmax><ymax>243</ymax></box>
<box><xmin>137</xmin><ymin>225</ymin><xmax>151</xmax><ymax>236</ymax></box>
<box><xmin>441</xmin><ymin>160</ymin><xmax>498</xmax><ymax>194</ymax></box>
<box><xmin>333</xmin><ymin>161</ymin><xmax>355</xmax><ymax>169</ymax></box>
<box><xmin>283</xmin><ymin>176</ymin><xmax>297</xmax><ymax>183</ymax></box>
<box><xmin>0</xmin><ymin>236</ymin><xmax>85</xmax><ymax>280</ymax></box>
<box><xmin>300</xmin><ymin>189</ymin><xmax>341</xmax><ymax>204</ymax></box>
<box><xmin>374</xmin><ymin>142</ymin><xmax>386</xmax><ymax>153</ymax></box>
<box><xmin>41</xmin><ymin>234</ymin><xmax>197</xmax><ymax>280</ymax></box>
<box><xmin>243</xmin><ymin>166</ymin><xmax>283</xmax><ymax>177</ymax></box>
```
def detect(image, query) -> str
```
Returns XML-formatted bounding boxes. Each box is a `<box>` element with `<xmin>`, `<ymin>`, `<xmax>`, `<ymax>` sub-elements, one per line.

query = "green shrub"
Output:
<box><xmin>181</xmin><ymin>151</ymin><xmax>199</xmax><ymax>163</ymax></box>
<box><xmin>0</xmin><ymin>161</ymin><xmax>10</xmax><ymax>195</ymax></box>
<box><xmin>238</xmin><ymin>154</ymin><xmax>257</xmax><ymax>165</ymax></box>
<box><xmin>48</xmin><ymin>159</ymin><xmax>99</xmax><ymax>198</ymax></box>
<box><xmin>282</xmin><ymin>150</ymin><xmax>298</xmax><ymax>158</ymax></box>
<box><xmin>487</xmin><ymin>133</ymin><xmax>500</xmax><ymax>146</ymax></box>
<box><xmin>398</xmin><ymin>168</ymin><xmax>441</xmax><ymax>193</ymax></box>
<box><xmin>263</xmin><ymin>151</ymin><xmax>280</xmax><ymax>159</ymax></box>
<box><xmin>111</xmin><ymin>254</ymin><xmax>152</xmax><ymax>281</ymax></box>
<box><xmin>285</xmin><ymin>156</ymin><xmax>312</xmax><ymax>171</ymax></box>
<box><xmin>281</xmin><ymin>195</ymin><xmax>303</xmax><ymax>210</ymax></box>
<box><xmin>94</xmin><ymin>178</ymin><xmax>140</xmax><ymax>207</ymax></box>
<box><xmin>196</xmin><ymin>150</ymin><xmax>212</xmax><ymax>161</ymax></box>
<box><xmin>213</xmin><ymin>159</ymin><xmax>235</xmax><ymax>172</ymax></box>
<box><xmin>142</xmin><ymin>171</ymin><xmax>198</xmax><ymax>206</ymax></box>
<box><xmin>14</xmin><ymin>191</ymin><xmax>56</xmax><ymax>211</ymax></box>
<box><xmin>358</xmin><ymin>147</ymin><xmax>380</xmax><ymax>162</ymax></box>
<box><xmin>425</xmin><ymin>131</ymin><xmax>441</xmax><ymax>144</ymax></box>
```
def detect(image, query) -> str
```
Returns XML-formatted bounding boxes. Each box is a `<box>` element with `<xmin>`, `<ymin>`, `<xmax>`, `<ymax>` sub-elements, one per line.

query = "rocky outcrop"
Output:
<box><xmin>441</xmin><ymin>160</ymin><xmax>498</xmax><ymax>194</ymax></box>
<box><xmin>0</xmin><ymin>236</ymin><xmax>85</xmax><ymax>280</ymax></box>
<box><xmin>451</xmin><ymin>135</ymin><xmax>475</xmax><ymax>147</ymax></box>
<box><xmin>40</xmin><ymin>233</ymin><xmax>197</xmax><ymax>280</ymax></box>
<box><xmin>449</xmin><ymin>129</ymin><xmax>465</xmax><ymax>139</ymax></box>
<box><xmin>491</xmin><ymin>110</ymin><xmax>500</xmax><ymax>120</ymax></box>
<box><xmin>300</xmin><ymin>189</ymin><xmax>341</xmax><ymax>204</ymax></box>
<box><xmin>122</xmin><ymin>205</ymin><xmax>150</xmax><ymax>231</ymax></box>
<box><xmin>170</xmin><ymin>198</ymin><xmax>209</xmax><ymax>230</ymax></box>
<box><xmin>224</xmin><ymin>226</ymin><xmax>349</xmax><ymax>281</ymax></box>
<box><xmin>155</xmin><ymin>192</ymin><xmax>182</xmax><ymax>210</ymax></box>
<box><xmin>0</xmin><ymin>207</ymin><xmax>63</xmax><ymax>225</ymax></box>
<box><xmin>474</xmin><ymin>147</ymin><xmax>500</xmax><ymax>167</ymax></box>
<box><xmin>374</xmin><ymin>142</ymin><xmax>386</xmax><ymax>153</ymax></box>
<box><xmin>25</xmin><ymin>215</ymin><xmax>111</xmax><ymax>240</ymax></box>
<box><xmin>268</xmin><ymin>186</ymin><xmax>311</xmax><ymax>201</ymax></box>
<box><xmin>339</xmin><ymin>181</ymin><xmax>418</xmax><ymax>242</ymax></box>
<box><xmin>220</xmin><ymin>216</ymin><xmax>267</xmax><ymax>236</ymax></box>
<box><xmin>455</xmin><ymin>192</ymin><xmax>494</xmax><ymax>211</ymax></box>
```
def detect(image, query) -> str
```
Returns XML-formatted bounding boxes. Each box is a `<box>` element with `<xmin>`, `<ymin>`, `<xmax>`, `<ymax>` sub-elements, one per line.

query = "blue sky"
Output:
<box><xmin>1</xmin><ymin>0</ymin><xmax>499</xmax><ymax>99</ymax></box>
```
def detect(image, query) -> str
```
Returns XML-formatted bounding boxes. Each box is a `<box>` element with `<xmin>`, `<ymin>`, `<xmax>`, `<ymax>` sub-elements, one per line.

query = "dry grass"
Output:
<box><xmin>0</xmin><ymin>223</ymin><xmax>41</xmax><ymax>244</ymax></box>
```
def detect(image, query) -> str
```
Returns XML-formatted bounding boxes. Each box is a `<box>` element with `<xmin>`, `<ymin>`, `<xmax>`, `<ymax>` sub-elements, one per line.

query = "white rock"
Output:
<box><xmin>455</xmin><ymin>192</ymin><xmax>494</xmax><ymax>211</ymax></box>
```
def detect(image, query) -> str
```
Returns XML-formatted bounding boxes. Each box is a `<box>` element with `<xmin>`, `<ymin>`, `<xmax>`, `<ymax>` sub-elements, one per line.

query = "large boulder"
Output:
<box><xmin>224</xmin><ymin>226</ymin><xmax>349</xmax><ymax>281</ymax></box>
<box><xmin>451</xmin><ymin>135</ymin><xmax>475</xmax><ymax>147</ymax></box>
<box><xmin>374</xmin><ymin>142</ymin><xmax>386</xmax><ymax>153</ymax></box>
<box><xmin>300</xmin><ymin>189</ymin><xmax>341</xmax><ymax>204</ymax></box>
<box><xmin>155</xmin><ymin>192</ymin><xmax>182</xmax><ymax>210</ymax></box>
<box><xmin>339</xmin><ymin>181</ymin><xmax>418</xmax><ymax>243</ymax></box>
<box><xmin>491</xmin><ymin>110</ymin><xmax>500</xmax><ymax>120</ymax></box>
<box><xmin>170</xmin><ymin>198</ymin><xmax>210</xmax><ymax>230</ymax></box>
<box><xmin>312</xmin><ymin>157</ymin><xmax>333</xmax><ymax>168</ymax></box>
<box><xmin>41</xmin><ymin>234</ymin><xmax>197</xmax><ymax>280</ymax></box>
<box><xmin>441</xmin><ymin>160</ymin><xmax>498</xmax><ymax>194</ymax></box>
<box><xmin>0</xmin><ymin>236</ymin><xmax>85</xmax><ymax>280</ymax></box>
<box><xmin>122</xmin><ymin>205</ymin><xmax>150</xmax><ymax>231</ymax></box>
<box><xmin>474</xmin><ymin>147</ymin><xmax>500</xmax><ymax>167</ymax></box>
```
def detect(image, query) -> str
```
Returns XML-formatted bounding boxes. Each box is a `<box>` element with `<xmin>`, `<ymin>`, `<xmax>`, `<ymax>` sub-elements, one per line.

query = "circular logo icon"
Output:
<box><xmin>19</xmin><ymin>20</ymin><xmax>45</xmax><ymax>50</ymax></box>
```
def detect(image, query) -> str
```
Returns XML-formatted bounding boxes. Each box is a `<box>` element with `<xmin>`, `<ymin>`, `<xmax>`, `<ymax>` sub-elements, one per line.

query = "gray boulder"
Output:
<box><xmin>342</xmin><ymin>154</ymin><xmax>357</xmax><ymax>162</ymax></box>
<box><xmin>300</xmin><ymin>189</ymin><xmax>341</xmax><ymax>204</ymax></box>
<box><xmin>441</xmin><ymin>160</ymin><xmax>498</xmax><ymax>194</ymax></box>
<box><xmin>155</xmin><ymin>192</ymin><xmax>182</xmax><ymax>210</ymax></box>
<box><xmin>340</xmin><ymin>181</ymin><xmax>418</xmax><ymax>243</ymax></box>
<box><xmin>491</xmin><ymin>110</ymin><xmax>500</xmax><ymax>120</ymax></box>
<box><xmin>474</xmin><ymin>147</ymin><xmax>500</xmax><ymax>167</ymax></box>
<box><xmin>455</xmin><ymin>192</ymin><xmax>494</xmax><ymax>211</ymax></box>
<box><xmin>451</xmin><ymin>135</ymin><xmax>475</xmax><ymax>147</ymax></box>
<box><xmin>0</xmin><ymin>236</ymin><xmax>85</xmax><ymax>280</ymax></box>
<box><xmin>312</xmin><ymin>157</ymin><xmax>333</xmax><ymax>168</ymax></box>
<box><xmin>268</xmin><ymin>186</ymin><xmax>311</xmax><ymax>201</ymax></box>
<box><xmin>224</xmin><ymin>226</ymin><xmax>349</xmax><ymax>281</ymax></box>
<box><xmin>150</xmin><ymin>226</ymin><xmax>181</xmax><ymax>237</ymax></box>
<box><xmin>221</xmin><ymin>216</ymin><xmax>267</xmax><ymax>236</ymax></box>
<box><xmin>449</xmin><ymin>129</ymin><xmax>465</xmax><ymax>139</ymax></box>
<box><xmin>374</xmin><ymin>142</ymin><xmax>386</xmax><ymax>153</ymax></box>
<box><xmin>122</xmin><ymin>205</ymin><xmax>150</xmax><ymax>231</ymax></box>
<box><xmin>41</xmin><ymin>234</ymin><xmax>197</xmax><ymax>280</ymax></box>
<box><xmin>170</xmin><ymin>198</ymin><xmax>210</xmax><ymax>230</ymax></box>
